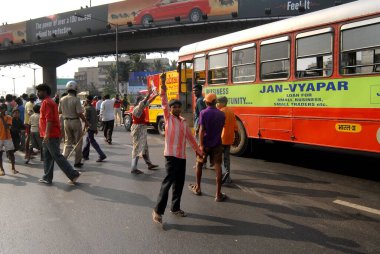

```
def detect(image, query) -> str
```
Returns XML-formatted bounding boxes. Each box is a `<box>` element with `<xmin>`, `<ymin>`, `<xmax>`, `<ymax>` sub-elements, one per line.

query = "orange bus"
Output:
<box><xmin>177</xmin><ymin>0</ymin><xmax>380</xmax><ymax>155</ymax></box>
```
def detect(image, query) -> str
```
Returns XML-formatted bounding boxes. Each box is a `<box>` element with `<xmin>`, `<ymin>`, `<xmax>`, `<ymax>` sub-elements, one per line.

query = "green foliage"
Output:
<box><xmin>170</xmin><ymin>59</ymin><xmax>178</xmax><ymax>70</ymax></box>
<box><xmin>130</xmin><ymin>54</ymin><xmax>149</xmax><ymax>72</ymax></box>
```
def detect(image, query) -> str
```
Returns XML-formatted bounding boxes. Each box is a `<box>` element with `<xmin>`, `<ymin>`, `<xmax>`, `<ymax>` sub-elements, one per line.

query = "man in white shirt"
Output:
<box><xmin>100</xmin><ymin>94</ymin><xmax>115</xmax><ymax>144</ymax></box>
<box><xmin>96</xmin><ymin>97</ymin><xmax>103</xmax><ymax>114</ymax></box>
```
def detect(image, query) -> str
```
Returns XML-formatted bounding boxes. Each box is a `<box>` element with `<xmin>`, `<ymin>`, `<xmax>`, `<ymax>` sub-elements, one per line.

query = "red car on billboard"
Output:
<box><xmin>134</xmin><ymin>0</ymin><xmax>211</xmax><ymax>27</ymax></box>
<box><xmin>0</xmin><ymin>31</ymin><xmax>13</xmax><ymax>45</ymax></box>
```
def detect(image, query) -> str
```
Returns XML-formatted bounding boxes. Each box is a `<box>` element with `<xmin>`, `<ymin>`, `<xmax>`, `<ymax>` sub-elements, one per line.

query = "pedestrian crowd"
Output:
<box><xmin>0</xmin><ymin>76</ymin><xmax>238</xmax><ymax>225</ymax></box>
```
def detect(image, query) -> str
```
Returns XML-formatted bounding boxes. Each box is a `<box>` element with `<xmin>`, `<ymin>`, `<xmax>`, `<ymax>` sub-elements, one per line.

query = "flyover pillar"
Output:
<box><xmin>30</xmin><ymin>52</ymin><xmax>68</xmax><ymax>96</ymax></box>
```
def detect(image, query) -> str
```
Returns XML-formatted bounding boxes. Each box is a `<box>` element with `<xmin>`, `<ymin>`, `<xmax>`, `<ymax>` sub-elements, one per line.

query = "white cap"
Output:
<box><xmin>66</xmin><ymin>80</ymin><xmax>78</xmax><ymax>91</ymax></box>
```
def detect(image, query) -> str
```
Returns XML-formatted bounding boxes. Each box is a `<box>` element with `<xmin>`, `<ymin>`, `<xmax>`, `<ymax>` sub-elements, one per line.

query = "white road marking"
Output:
<box><xmin>333</xmin><ymin>199</ymin><xmax>380</xmax><ymax>216</ymax></box>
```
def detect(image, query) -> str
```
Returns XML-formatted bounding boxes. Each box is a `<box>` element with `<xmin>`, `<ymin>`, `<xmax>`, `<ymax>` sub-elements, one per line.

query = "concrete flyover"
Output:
<box><xmin>0</xmin><ymin>19</ymin><xmax>282</xmax><ymax>95</ymax></box>
<box><xmin>0</xmin><ymin>0</ymin><xmax>354</xmax><ymax>94</ymax></box>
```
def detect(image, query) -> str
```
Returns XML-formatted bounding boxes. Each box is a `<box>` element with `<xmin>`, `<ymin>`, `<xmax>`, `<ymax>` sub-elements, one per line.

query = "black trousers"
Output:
<box><xmin>103</xmin><ymin>120</ymin><xmax>114</xmax><ymax>142</ymax></box>
<box><xmin>155</xmin><ymin>156</ymin><xmax>186</xmax><ymax>215</ymax></box>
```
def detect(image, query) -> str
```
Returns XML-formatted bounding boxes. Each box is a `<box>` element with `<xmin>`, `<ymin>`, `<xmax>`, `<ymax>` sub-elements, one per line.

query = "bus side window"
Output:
<box><xmin>208</xmin><ymin>50</ymin><xmax>228</xmax><ymax>85</ymax></box>
<box><xmin>296</xmin><ymin>30</ymin><xmax>333</xmax><ymax>78</ymax></box>
<box><xmin>341</xmin><ymin>19</ymin><xmax>380</xmax><ymax>75</ymax></box>
<box><xmin>180</xmin><ymin>62</ymin><xmax>194</xmax><ymax>113</ymax></box>
<box><xmin>194</xmin><ymin>56</ymin><xmax>206</xmax><ymax>85</ymax></box>
<box><xmin>232</xmin><ymin>44</ymin><xmax>256</xmax><ymax>83</ymax></box>
<box><xmin>260</xmin><ymin>37</ymin><xmax>290</xmax><ymax>81</ymax></box>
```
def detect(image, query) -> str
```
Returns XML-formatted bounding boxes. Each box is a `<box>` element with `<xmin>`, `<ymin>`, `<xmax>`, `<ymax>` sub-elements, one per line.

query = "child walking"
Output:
<box><xmin>26</xmin><ymin>104</ymin><xmax>43</xmax><ymax>164</ymax></box>
<box><xmin>10</xmin><ymin>108</ymin><xmax>25</xmax><ymax>152</ymax></box>
<box><xmin>152</xmin><ymin>73</ymin><xmax>203</xmax><ymax>224</ymax></box>
<box><xmin>0</xmin><ymin>104</ymin><xmax>18</xmax><ymax>175</ymax></box>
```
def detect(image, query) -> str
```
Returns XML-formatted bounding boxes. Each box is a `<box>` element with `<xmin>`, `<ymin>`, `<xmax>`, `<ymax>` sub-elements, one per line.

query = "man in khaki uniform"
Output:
<box><xmin>59</xmin><ymin>81</ymin><xmax>89</xmax><ymax>168</ymax></box>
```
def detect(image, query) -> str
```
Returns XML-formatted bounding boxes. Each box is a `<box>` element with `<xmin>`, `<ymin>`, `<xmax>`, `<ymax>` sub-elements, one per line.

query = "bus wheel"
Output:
<box><xmin>157</xmin><ymin>117</ymin><xmax>165</xmax><ymax>136</ymax></box>
<box><xmin>124</xmin><ymin>115</ymin><xmax>132</xmax><ymax>132</ymax></box>
<box><xmin>230</xmin><ymin>119</ymin><xmax>248</xmax><ymax>156</ymax></box>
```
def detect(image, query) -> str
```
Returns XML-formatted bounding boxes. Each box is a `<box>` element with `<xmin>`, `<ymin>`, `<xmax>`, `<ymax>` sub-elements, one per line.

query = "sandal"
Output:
<box><xmin>188</xmin><ymin>184</ymin><xmax>202</xmax><ymax>196</ymax></box>
<box><xmin>0</xmin><ymin>170</ymin><xmax>5</xmax><ymax>176</ymax></box>
<box><xmin>215</xmin><ymin>193</ymin><xmax>227</xmax><ymax>202</ymax></box>
<box><xmin>12</xmin><ymin>169</ymin><xmax>19</xmax><ymax>174</ymax></box>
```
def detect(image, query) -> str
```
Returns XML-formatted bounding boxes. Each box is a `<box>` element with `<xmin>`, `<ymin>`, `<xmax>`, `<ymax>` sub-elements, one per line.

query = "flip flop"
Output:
<box><xmin>215</xmin><ymin>193</ymin><xmax>227</xmax><ymax>202</ymax></box>
<box><xmin>188</xmin><ymin>184</ymin><xmax>202</xmax><ymax>196</ymax></box>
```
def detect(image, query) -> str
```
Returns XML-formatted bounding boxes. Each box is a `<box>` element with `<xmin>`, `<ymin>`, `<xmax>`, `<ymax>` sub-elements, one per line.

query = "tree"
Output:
<box><xmin>170</xmin><ymin>59</ymin><xmax>178</xmax><ymax>70</ymax></box>
<box><xmin>102</xmin><ymin>82</ymin><xmax>117</xmax><ymax>97</ymax></box>
<box><xmin>104</xmin><ymin>61</ymin><xmax>132</xmax><ymax>94</ymax></box>
<box><xmin>153</xmin><ymin>59</ymin><xmax>164</xmax><ymax>72</ymax></box>
<box><xmin>130</xmin><ymin>53</ymin><xmax>149</xmax><ymax>72</ymax></box>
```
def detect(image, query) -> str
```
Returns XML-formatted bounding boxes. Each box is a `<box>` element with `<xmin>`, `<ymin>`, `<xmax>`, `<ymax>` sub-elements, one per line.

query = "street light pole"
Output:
<box><xmin>25</xmin><ymin>65</ymin><xmax>40</xmax><ymax>94</ymax></box>
<box><xmin>33</xmin><ymin>68</ymin><xmax>36</xmax><ymax>93</ymax></box>
<box><xmin>115</xmin><ymin>24</ymin><xmax>119</xmax><ymax>94</ymax></box>
<box><xmin>1</xmin><ymin>75</ymin><xmax>25</xmax><ymax>96</ymax></box>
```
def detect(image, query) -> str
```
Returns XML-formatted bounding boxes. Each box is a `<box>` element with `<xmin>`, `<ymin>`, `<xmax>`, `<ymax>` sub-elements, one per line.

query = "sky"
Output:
<box><xmin>0</xmin><ymin>0</ymin><xmax>178</xmax><ymax>96</ymax></box>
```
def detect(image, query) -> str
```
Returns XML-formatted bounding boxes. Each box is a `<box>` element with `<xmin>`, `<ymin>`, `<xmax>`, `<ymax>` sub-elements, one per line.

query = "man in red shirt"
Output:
<box><xmin>113</xmin><ymin>94</ymin><xmax>122</xmax><ymax>126</ymax></box>
<box><xmin>91</xmin><ymin>96</ymin><xmax>98</xmax><ymax>108</ymax></box>
<box><xmin>36</xmin><ymin>84</ymin><xmax>81</xmax><ymax>185</ymax></box>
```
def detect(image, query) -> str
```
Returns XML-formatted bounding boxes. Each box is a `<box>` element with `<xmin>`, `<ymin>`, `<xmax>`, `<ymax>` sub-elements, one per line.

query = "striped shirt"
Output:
<box><xmin>161</xmin><ymin>89</ymin><xmax>200</xmax><ymax>159</ymax></box>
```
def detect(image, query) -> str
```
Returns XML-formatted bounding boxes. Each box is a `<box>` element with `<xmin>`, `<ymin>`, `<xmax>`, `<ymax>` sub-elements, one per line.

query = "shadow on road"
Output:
<box><xmin>166</xmin><ymin>213</ymin><xmax>365</xmax><ymax>254</ymax></box>
<box><xmin>244</xmin><ymin>142</ymin><xmax>380</xmax><ymax>181</ymax></box>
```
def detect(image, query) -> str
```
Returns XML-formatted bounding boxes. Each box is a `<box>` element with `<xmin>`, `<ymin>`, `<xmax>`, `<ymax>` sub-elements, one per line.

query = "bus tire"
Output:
<box><xmin>157</xmin><ymin>117</ymin><xmax>165</xmax><ymax>136</ymax></box>
<box><xmin>124</xmin><ymin>114</ymin><xmax>132</xmax><ymax>132</ymax></box>
<box><xmin>230</xmin><ymin>119</ymin><xmax>248</xmax><ymax>156</ymax></box>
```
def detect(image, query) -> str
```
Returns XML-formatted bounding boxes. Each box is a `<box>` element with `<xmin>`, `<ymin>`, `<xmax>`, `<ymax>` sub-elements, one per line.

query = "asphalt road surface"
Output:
<box><xmin>1</xmin><ymin>127</ymin><xmax>379</xmax><ymax>254</ymax></box>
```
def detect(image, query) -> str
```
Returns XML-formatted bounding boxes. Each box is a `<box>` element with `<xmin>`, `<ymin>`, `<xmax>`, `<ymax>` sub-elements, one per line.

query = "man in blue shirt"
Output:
<box><xmin>193</xmin><ymin>84</ymin><xmax>206</xmax><ymax>139</ymax></box>
<box><xmin>189</xmin><ymin>93</ymin><xmax>226</xmax><ymax>202</ymax></box>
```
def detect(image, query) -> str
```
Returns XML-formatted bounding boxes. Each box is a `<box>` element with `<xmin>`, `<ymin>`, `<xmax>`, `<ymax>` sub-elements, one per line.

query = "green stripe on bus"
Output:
<box><xmin>205</xmin><ymin>76</ymin><xmax>380</xmax><ymax>108</ymax></box>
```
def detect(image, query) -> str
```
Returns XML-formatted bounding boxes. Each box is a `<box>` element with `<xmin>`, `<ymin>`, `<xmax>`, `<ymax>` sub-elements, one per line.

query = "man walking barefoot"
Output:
<box><xmin>188</xmin><ymin>93</ymin><xmax>227</xmax><ymax>202</ymax></box>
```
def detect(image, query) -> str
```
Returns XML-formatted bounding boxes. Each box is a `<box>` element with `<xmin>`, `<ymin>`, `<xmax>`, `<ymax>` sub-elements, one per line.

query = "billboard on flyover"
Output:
<box><xmin>0</xmin><ymin>0</ymin><xmax>356</xmax><ymax>46</ymax></box>
<box><xmin>108</xmin><ymin>0</ymin><xmax>238</xmax><ymax>27</ymax></box>
<box><xmin>238</xmin><ymin>0</ymin><xmax>355</xmax><ymax>17</ymax></box>
<box><xmin>0</xmin><ymin>22</ymin><xmax>26</xmax><ymax>46</ymax></box>
<box><xmin>26</xmin><ymin>5</ymin><xmax>108</xmax><ymax>43</ymax></box>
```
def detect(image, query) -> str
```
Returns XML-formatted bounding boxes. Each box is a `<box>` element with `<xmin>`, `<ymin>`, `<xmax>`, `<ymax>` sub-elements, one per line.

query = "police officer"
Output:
<box><xmin>59</xmin><ymin>81</ymin><xmax>89</xmax><ymax>168</ymax></box>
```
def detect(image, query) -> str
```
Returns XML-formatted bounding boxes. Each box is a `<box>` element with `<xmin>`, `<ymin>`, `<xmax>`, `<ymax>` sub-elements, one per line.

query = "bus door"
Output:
<box><xmin>179</xmin><ymin>61</ymin><xmax>194</xmax><ymax>127</ymax></box>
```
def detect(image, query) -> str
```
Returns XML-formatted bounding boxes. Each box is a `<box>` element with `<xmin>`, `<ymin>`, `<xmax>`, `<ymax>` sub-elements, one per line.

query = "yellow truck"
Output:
<box><xmin>124</xmin><ymin>70</ymin><xmax>181</xmax><ymax>135</ymax></box>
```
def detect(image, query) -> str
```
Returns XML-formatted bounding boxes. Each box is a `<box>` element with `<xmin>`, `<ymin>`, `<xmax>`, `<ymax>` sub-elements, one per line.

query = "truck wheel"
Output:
<box><xmin>124</xmin><ymin>115</ymin><xmax>132</xmax><ymax>132</ymax></box>
<box><xmin>157</xmin><ymin>117</ymin><xmax>165</xmax><ymax>136</ymax></box>
<box><xmin>230</xmin><ymin>119</ymin><xmax>249</xmax><ymax>156</ymax></box>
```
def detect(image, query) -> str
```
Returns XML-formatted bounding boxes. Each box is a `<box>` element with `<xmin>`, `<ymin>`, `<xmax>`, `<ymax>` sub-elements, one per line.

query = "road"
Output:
<box><xmin>0</xmin><ymin>127</ymin><xmax>379</xmax><ymax>254</ymax></box>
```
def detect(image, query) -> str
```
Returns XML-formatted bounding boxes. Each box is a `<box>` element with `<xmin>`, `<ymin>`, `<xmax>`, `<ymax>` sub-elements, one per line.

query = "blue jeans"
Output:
<box><xmin>82</xmin><ymin>130</ymin><xmax>106</xmax><ymax>159</ymax></box>
<box><xmin>42</xmin><ymin>138</ymin><xmax>79</xmax><ymax>182</ymax></box>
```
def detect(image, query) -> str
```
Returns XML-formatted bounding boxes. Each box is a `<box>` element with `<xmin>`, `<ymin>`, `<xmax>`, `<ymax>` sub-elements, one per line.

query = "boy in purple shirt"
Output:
<box><xmin>189</xmin><ymin>93</ymin><xmax>227</xmax><ymax>202</ymax></box>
